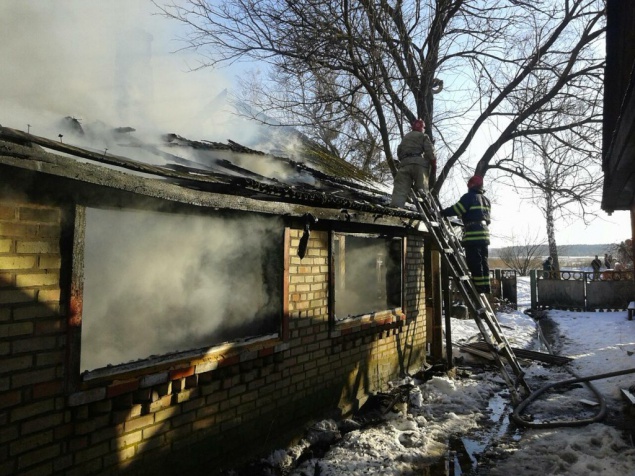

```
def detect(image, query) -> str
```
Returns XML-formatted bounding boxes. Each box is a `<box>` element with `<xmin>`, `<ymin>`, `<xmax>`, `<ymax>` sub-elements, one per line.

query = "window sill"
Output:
<box><xmin>331</xmin><ymin>308</ymin><xmax>405</xmax><ymax>337</ymax></box>
<box><xmin>71</xmin><ymin>334</ymin><xmax>286</xmax><ymax>404</ymax></box>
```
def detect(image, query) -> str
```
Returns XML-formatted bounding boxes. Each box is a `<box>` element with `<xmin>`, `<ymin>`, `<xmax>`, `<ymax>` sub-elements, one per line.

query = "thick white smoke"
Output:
<box><xmin>0</xmin><ymin>1</ymin><xmax>309</xmax><ymax>372</ymax></box>
<box><xmin>0</xmin><ymin>1</ymin><xmax>263</xmax><ymax>143</ymax></box>
<box><xmin>81</xmin><ymin>207</ymin><xmax>283</xmax><ymax>372</ymax></box>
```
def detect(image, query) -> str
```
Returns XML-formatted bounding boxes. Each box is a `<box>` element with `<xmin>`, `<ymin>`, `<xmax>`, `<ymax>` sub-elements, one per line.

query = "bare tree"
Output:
<box><xmin>609</xmin><ymin>239</ymin><xmax>634</xmax><ymax>271</ymax></box>
<box><xmin>495</xmin><ymin>108</ymin><xmax>602</xmax><ymax>273</ymax></box>
<box><xmin>498</xmin><ymin>229</ymin><xmax>546</xmax><ymax>276</ymax></box>
<box><xmin>154</xmin><ymin>0</ymin><xmax>605</xmax><ymax>193</ymax></box>
<box><xmin>235</xmin><ymin>67</ymin><xmax>392</xmax><ymax>179</ymax></box>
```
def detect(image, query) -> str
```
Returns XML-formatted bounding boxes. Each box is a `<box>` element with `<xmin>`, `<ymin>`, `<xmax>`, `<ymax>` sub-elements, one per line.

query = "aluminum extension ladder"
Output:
<box><xmin>411</xmin><ymin>189</ymin><xmax>531</xmax><ymax>403</ymax></box>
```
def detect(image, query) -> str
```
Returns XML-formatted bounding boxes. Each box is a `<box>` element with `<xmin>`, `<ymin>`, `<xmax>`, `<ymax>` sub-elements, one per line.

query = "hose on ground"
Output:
<box><xmin>511</xmin><ymin>367</ymin><xmax>635</xmax><ymax>428</ymax></box>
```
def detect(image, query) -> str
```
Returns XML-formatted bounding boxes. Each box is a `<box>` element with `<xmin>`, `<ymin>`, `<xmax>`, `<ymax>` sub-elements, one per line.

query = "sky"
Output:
<box><xmin>488</xmin><ymin>197</ymin><xmax>632</xmax><ymax>249</ymax></box>
<box><xmin>229</xmin><ymin>277</ymin><xmax>635</xmax><ymax>475</ymax></box>
<box><xmin>0</xmin><ymin>1</ymin><xmax>630</xmax><ymax>248</ymax></box>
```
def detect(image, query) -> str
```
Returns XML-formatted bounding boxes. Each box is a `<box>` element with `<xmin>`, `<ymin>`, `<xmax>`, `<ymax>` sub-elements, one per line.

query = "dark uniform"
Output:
<box><xmin>543</xmin><ymin>257</ymin><xmax>555</xmax><ymax>279</ymax></box>
<box><xmin>441</xmin><ymin>178</ymin><xmax>491</xmax><ymax>293</ymax></box>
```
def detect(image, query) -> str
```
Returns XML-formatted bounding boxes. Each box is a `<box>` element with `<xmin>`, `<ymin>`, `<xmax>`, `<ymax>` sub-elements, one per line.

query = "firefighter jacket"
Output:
<box><xmin>441</xmin><ymin>188</ymin><xmax>491</xmax><ymax>245</ymax></box>
<box><xmin>396</xmin><ymin>130</ymin><xmax>436</xmax><ymax>169</ymax></box>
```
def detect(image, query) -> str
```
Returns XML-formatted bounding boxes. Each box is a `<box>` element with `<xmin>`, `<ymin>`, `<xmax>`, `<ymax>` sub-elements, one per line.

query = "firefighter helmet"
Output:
<box><xmin>467</xmin><ymin>175</ymin><xmax>483</xmax><ymax>189</ymax></box>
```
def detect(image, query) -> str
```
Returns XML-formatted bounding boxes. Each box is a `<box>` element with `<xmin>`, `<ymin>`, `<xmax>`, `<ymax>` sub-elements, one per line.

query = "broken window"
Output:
<box><xmin>80</xmin><ymin>207</ymin><xmax>282</xmax><ymax>373</ymax></box>
<box><xmin>331</xmin><ymin>233</ymin><xmax>403</xmax><ymax>320</ymax></box>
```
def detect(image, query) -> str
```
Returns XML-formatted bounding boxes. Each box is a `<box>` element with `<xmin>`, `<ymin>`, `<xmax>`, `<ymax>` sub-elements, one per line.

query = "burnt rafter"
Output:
<box><xmin>164</xmin><ymin>133</ymin><xmax>266</xmax><ymax>156</ymax></box>
<box><xmin>0</xmin><ymin>126</ymin><xmax>196</xmax><ymax>182</ymax></box>
<box><xmin>0</xmin><ymin>124</ymin><xmax>417</xmax><ymax>219</ymax></box>
<box><xmin>161</xmin><ymin>130</ymin><xmax>384</xmax><ymax>197</ymax></box>
<box><xmin>156</xmin><ymin>131</ymin><xmax>395</xmax><ymax>210</ymax></box>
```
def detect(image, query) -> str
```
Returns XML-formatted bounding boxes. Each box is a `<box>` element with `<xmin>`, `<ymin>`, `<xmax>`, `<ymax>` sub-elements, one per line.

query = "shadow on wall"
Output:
<box><xmin>334</xmin><ymin>238</ymin><xmax>427</xmax><ymax>419</ymax></box>
<box><xmin>394</xmin><ymin>241</ymin><xmax>425</xmax><ymax>377</ymax></box>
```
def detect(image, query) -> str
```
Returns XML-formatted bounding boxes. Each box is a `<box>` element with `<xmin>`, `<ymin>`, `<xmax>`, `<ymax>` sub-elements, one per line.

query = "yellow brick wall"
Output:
<box><xmin>0</xmin><ymin>192</ymin><xmax>429</xmax><ymax>475</ymax></box>
<box><xmin>0</xmin><ymin>200</ymin><xmax>67</xmax><ymax>476</ymax></box>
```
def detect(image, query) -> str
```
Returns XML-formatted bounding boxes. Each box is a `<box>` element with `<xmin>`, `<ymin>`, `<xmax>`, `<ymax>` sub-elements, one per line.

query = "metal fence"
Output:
<box><xmin>447</xmin><ymin>269</ymin><xmax>517</xmax><ymax>318</ymax></box>
<box><xmin>532</xmin><ymin>269</ymin><xmax>635</xmax><ymax>310</ymax></box>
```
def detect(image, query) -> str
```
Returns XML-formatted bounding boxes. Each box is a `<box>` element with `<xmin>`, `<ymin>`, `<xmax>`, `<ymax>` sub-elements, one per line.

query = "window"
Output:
<box><xmin>80</xmin><ymin>207</ymin><xmax>282</xmax><ymax>373</ymax></box>
<box><xmin>331</xmin><ymin>233</ymin><xmax>403</xmax><ymax>320</ymax></box>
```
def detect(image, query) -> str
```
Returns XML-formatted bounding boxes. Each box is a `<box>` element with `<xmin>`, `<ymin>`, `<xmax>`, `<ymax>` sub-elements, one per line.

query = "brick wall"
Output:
<box><xmin>0</xmin><ymin>200</ymin><xmax>67</xmax><ymax>476</ymax></box>
<box><xmin>0</xmin><ymin>195</ymin><xmax>429</xmax><ymax>475</ymax></box>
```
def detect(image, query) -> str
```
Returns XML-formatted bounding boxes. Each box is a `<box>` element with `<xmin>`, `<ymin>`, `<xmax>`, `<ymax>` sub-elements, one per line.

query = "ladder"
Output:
<box><xmin>411</xmin><ymin>189</ymin><xmax>531</xmax><ymax>403</ymax></box>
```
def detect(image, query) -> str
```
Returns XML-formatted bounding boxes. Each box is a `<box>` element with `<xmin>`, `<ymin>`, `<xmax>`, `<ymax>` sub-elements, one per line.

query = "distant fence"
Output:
<box><xmin>491</xmin><ymin>269</ymin><xmax>517</xmax><ymax>307</ymax></box>
<box><xmin>449</xmin><ymin>269</ymin><xmax>517</xmax><ymax>309</ymax></box>
<box><xmin>531</xmin><ymin>269</ymin><xmax>635</xmax><ymax>310</ymax></box>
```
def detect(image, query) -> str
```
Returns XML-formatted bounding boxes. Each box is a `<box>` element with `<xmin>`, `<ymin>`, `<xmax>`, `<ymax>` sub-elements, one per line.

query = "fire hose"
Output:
<box><xmin>511</xmin><ymin>367</ymin><xmax>635</xmax><ymax>428</ymax></box>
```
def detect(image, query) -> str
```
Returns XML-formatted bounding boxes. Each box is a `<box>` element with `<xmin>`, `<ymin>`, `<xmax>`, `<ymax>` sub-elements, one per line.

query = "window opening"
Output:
<box><xmin>332</xmin><ymin>233</ymin><xmax>402</xmax><ymax>320</ymax></box>
<box><xmin>80</xmin><ymin>207</ymin><xmax>282</xmax><ymax>373</ymax></box>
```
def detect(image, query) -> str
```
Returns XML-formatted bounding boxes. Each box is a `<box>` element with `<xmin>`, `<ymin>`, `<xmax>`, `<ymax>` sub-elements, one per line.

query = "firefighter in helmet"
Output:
<box><xmin>390</xmin><ymin>118</ymin><xmax>437</xmax><ymax>208</ymax></box>
<box><xmin>441</xmin><ymin>175</ymin><xmax>492</xmax><ymax>294</ymax></box>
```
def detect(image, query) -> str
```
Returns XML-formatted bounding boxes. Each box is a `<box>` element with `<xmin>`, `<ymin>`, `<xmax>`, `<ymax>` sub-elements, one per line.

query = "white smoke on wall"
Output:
<box><xmin>81</xmin><ymin>207</ymin><xmax>283</xmax><ymax>372</ymax></box>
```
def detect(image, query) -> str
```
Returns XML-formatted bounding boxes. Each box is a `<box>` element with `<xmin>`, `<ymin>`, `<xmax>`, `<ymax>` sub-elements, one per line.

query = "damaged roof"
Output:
<box><xmin>0</xmin><ymin>120</ymin><xmax>424</xmax><ymax>227</ymax></box>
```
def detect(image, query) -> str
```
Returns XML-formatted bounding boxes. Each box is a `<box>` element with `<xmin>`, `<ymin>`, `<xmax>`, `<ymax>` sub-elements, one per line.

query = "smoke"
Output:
<box><xmin>0</xmin><ymin>1</ymin><xmax>265</xmax><ymax>144</ymax></box>
<box><xmin>0</xmin><ymin>0</ymin><xmax>315</xmax><ymax>182</ymax></box>
<box><xmin>81</xmin><ymin>207</ymin><xmax>282</xmax><ymax>372</ymax></box>
<box><xmin>333</xmin><ymin>235</ymin><xmax>402</xmax><ymax>319</ymax></box>
<box><xmin>0</xmin><ymin>2</ymin><xmax>319</xmax><ymax>372</ymax></box>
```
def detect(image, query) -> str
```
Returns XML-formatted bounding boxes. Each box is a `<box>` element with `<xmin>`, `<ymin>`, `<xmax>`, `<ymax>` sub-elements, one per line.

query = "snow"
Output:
<box><xmin>232</xmin><ymin>276</ymin><xmax>635</xmax><ymax>475</ymax></box>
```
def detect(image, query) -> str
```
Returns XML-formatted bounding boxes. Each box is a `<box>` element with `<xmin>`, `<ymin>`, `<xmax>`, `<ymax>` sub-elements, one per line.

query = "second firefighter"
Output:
<box><xmin>440</xmin><ymin>175</ymin><xmax>491</xmax><ymax>294</ymax></box>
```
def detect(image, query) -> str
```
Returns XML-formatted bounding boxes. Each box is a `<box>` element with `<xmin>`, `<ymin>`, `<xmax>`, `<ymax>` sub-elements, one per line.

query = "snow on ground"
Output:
<box><xmin>486</xmin><ymin>303</ymin><xmax>635</xmax><ymax>476</ymax></box>
<box><xmin>229</xmin><ymin>277</ymin><xmax>635</xmax><ymax>475</ymax></box>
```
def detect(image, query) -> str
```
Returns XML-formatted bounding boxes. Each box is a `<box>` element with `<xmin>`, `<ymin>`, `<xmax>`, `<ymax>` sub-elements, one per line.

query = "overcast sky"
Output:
<box><xmin>0</xmin><ymin>1</ymin><xmax>628</xmax><ymax>248</ymax></box>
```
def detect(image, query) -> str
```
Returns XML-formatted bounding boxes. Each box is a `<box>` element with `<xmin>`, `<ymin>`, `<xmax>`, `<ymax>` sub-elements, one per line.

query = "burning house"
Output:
<box><xmin>0</xmin><ymin>120</ymin><xmax>441</xmax><ymax>474</ymax></box>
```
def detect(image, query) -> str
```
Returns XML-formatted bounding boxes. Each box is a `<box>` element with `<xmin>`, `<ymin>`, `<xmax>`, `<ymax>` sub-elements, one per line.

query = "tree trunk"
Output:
<box><xmin>543</xmin><ymin>147</ymin><xmax>559</xmax><ymax>278</ymax></box>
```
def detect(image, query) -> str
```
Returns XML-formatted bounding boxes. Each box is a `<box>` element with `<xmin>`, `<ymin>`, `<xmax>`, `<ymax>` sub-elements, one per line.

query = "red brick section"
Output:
<box><xmin>0</xmin><ymin>194</ymin><xmax>429</xmax><ymax>475</ymax></box>
<box><xmin>169</xmin><ymin>367</ymin><xmax>195</xmax><ymax>381</ymax></box>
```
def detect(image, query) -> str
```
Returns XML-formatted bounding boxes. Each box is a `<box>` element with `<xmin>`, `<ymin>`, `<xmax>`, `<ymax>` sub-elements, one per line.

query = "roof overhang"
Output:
<box><xmin>602</xmin><ymin>74</ymin><xmax>635</xmax><ymax>213</ymax></box>
<box><xmin>0</xmin><ymin>130</ymin><xmax>427</xmax><ymax>233</ymax></box>
<box><xmin>602</xmin><ymin>0</ymin><xmax>635</xmax><ymax>213</ymax></box>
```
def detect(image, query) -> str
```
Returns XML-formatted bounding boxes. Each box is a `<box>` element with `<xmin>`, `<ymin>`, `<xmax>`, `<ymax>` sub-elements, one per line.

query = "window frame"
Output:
<box><xmin>66</xmin><ymin>205</ymin><xmax>289</xmax><ymax>389</ymax></box>
<box><xmin>328</xmin><ymin>230</ymin><xmax>406</xmax><ymax>331</ymax></box>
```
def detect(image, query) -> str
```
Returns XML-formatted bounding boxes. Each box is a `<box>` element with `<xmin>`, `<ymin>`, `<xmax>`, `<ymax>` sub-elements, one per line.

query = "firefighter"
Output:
<box><xmin>390</xmin><ymin>119</ymin><xmax>437</xmax><ymax>208</ymax></box>
<box><xmin>441</xmin><ymin>175</ymin><xmax>492</xmax><ymax>293</ymax></box>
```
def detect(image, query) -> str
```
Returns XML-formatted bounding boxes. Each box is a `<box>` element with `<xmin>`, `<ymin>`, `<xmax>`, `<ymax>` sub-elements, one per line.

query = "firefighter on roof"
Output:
<box><xmin>390</xmin><ymin>118</ymin><xmax>437</xmax><ymax>208</ymax></box>
<box><xmin>441</xmin><ymin>175</ymin><xmax>492</xmax><ymax>294</ymax></box>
